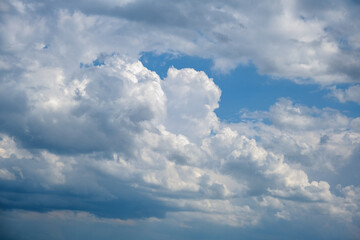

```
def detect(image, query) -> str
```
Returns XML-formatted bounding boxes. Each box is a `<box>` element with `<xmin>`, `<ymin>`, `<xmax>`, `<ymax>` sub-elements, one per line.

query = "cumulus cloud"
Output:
<box><xmin>0</xmin><ymin>53</ymin><xmax>358</xmax><ymax>235</ymax></box>
<box><xmin>230</xmin><ymin>98</ymin><xmax>360</xmax><ymax>181</ymax></box>
<box><xmin>0</xmin><ymin>55</ymin><xmax>230</xmax><ymax>221</ymax></box>
<box><xmin>163</xmin><ymin>67</ymin><xmax>221</xmax><ymax>143</ymax></box>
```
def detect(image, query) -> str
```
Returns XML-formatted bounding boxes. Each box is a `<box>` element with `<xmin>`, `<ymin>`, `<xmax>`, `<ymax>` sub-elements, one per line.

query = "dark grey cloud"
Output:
<box><xmin>0</xmin><ymin>183</ymin><xmax>169</xmax><ymax>219</ymax></box>
<box><xmin>0</xmin><ymin>153</ymin><xmax>173</xmax><ymax>220</ymax></box>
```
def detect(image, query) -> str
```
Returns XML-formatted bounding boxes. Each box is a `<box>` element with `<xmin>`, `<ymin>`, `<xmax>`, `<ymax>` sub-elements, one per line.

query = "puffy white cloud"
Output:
<box><xmin>163</xmin><ymin>67</ymin><xmax>221</xmax><ymax>143</ymax></box>
<box><xmin>202</xmin><ymin>126</ymin><xmax>336</xmax><ymax>204</ymax></box>
<box><xmin>232</xmin><ymin>99</ymin><xmax>360</xmax><ymax>174</ymax></box>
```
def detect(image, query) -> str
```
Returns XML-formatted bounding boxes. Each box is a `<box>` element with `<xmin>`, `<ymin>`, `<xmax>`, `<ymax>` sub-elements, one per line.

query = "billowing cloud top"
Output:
<box><xmin>0</xmin><ymin>0</ymin><xmax>359</xmax><ymax>239</ymax></box>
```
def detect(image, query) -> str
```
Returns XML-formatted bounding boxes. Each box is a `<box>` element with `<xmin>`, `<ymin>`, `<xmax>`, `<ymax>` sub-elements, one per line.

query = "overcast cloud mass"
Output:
<box><xmin>0</xmin><ymin>0</ymin><xmax>360</xmax><ymax>239</ymax></box>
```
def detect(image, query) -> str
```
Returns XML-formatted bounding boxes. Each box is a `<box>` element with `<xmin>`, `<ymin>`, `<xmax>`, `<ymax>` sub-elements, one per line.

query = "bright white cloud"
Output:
<box><xmin>163</xmin><ymin>67</ymin><xmax>221</xmax><ymax>143</ymax></box>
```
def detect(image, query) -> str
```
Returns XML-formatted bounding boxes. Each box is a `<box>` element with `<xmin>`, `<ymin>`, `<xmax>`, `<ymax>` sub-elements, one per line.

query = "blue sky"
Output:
<box><xmin>0</xmin><ymin>0</ymin><xmax>360</xmax><ymax>239</ymax></box>
<box><xmin>140</xmin><ymin>51</ymin><xmax>360</xmax><ymax>121</ymax></box>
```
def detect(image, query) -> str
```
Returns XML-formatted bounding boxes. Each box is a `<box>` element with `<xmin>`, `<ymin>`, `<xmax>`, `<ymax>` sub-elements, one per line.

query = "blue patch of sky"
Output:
<box><xmin>92</xmin><ymin>58</ymin><xmax>105</xmax><ymax>66</ymax></box>
<box><xmin>140</xmin><ymin>51</ymin><xmax>359</xmax><ymax>122</ymax></box>
<box><xmin>80</xmin><ymin>58</ymin><xmax>105</xmax><ymax>68</ymax></box>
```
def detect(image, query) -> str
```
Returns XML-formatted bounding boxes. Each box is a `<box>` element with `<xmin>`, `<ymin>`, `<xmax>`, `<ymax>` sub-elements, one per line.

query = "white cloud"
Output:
<box><xmin>163</xmin><ymin>67</ymin><xmax>221</xmax><ymax>143</ymax></box>
<box><xmin>330</xmin><ymin>85</ymin><xmax>360</xmax><ymax>104</ymax></box>
<box><xmin>269</xmin><ymin>98</ymin><xmax>350</xmax><ymax>130</ymax></box>
<box><xmin>231</xmin><ymin>99</ymin><xmax>360</xmax><ymax>175</ymax></box>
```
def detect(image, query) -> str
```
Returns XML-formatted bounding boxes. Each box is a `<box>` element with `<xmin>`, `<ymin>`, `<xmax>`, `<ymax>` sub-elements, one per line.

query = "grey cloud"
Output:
<box><xmin>0</xmin><ymin>184</ymin><xmax>169</xmax><ymax>220</ymax></box>
<box><xmin>113</xmin><ymin>1</ymin><xmax>190</xmax><ymax>28</ymax></box>
<box><xmin>1</xmin><ymin>208</ymin><xmax>357</xmax><ymax>240</ymax></box>
<box><xmin>0</xmin><ymin>56</ymin><xmax>164</xmax><ymax>155</ymax></box>
<box><xmin>4</xmin><ymin>0</ymin><xmax>360</xmax><ymax>84</ymax></box>
<box><xmin>0</xmin><ymin>152</ymin><xmax>172</xmax><ymax>220</ymax></box>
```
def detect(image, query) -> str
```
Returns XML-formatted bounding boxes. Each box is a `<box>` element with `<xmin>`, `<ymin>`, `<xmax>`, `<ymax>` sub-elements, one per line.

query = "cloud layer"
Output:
<box><xmin>1</xmin><ymin>0</ymin><xmax>360</xmax><ymax>85</ymax></box>
<box><xmin>0</xmin><ymin>0</ymin><xmax>359</xmax><ymax>239</ymax></box>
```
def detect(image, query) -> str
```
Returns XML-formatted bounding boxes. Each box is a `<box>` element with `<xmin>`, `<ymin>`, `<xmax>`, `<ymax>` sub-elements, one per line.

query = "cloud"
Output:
<box><xmin>0</xmin><ymin>168</ymin><xmax>15</xmax><ymax>180</ymax></box>
<box><xmin>2</xmin><ymin>0</ymin><xmax>360</xmax><ymax>85</ymax></box>
<box><xmin>230</xmin><ymin>98</ymin><xmax>360</xmax><ymax>181</ymax></box>
<box><xmin>0</xmin><ymin>55</ymin><xmax>233</xmax><ymax>222</ymax></box>
<box><xmin>0</xmin><ymin>1</ymin><xmax>360</xmax><ymax>239</ymax></box>
<box><xmin>330</xmin><ymin>85</ymin><xmax>360</xmax><ymax>104</ymax></box>
<box><xmin>1</xmin><ymin>55</ymin><xmax>358</xmax><ymax>230</ymax></box>
<box><xmin>163</xmin><ymin>67</ymin><xmax>221</xmax><ymax>143</ymax></box>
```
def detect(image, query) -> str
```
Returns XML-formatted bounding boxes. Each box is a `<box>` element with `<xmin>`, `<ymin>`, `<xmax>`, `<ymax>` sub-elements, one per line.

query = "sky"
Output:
<box><xmin>0</xmin><ymin>0</ymin><xmax>359</xmax><ymax>239</ymax></box>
